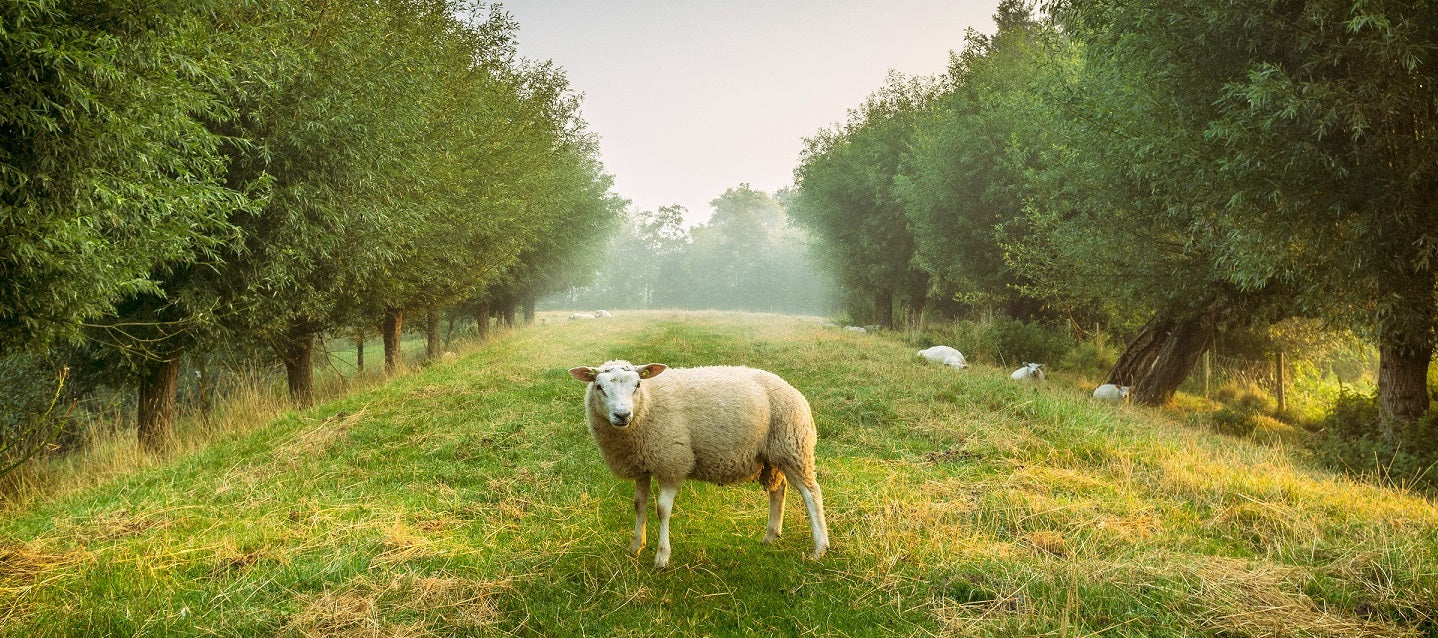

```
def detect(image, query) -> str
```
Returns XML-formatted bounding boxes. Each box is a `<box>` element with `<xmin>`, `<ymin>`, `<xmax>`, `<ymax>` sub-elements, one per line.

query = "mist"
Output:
<box><xmin>544</xmin><ymin>184</ymin><xmax>838</xmax><ymax>316</ymax></box>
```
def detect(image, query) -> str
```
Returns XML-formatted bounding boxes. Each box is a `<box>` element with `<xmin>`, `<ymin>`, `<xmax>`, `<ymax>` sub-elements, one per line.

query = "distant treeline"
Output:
<box><xmin>2</xmin><ymin>1</ymin><xmax>623</xmax><ymax>465</ymax></box>
<box><xmin>790</xmin><ymin>1</ymin><xmax>1438</xmax><ymax>446</ymax></box>
<box><xmin>550</xmin><ymin>185</ymin><xmax>837</xmax><ymax>316</ymax></box>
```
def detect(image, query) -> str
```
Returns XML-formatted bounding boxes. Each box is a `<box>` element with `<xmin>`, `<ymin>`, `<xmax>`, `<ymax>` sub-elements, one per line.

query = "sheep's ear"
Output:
<box><xmin>568</xmin><ymin>367</ymin><xmax>598</xmax><ymax>382</ymax></box>
<box><xmin>637</xmin><ymin>363</ymin><xmax>667</xmax><ymax>379</ymax></box>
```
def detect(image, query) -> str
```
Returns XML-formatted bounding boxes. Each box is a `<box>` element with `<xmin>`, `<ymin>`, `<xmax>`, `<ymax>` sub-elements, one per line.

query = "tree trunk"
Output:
<box><xmin>1377</xmin><ymin>339</ymin><xmax>1433</xmax><ymax>440</ymax></box>
<box><xmin>475</xmin><ymin>302</ymin><xmax>491</xmax><ymax>340</ymax></box>
<box><xmin>444</xmin><ymin>314</ymin><xmax>455</xmax><ymax>349</ymax></box>
<box><xmin>355</xmin><ymin>331</ymin><xmax>365</xmax><ymax>374</ymax></box>
<box><xmin>282</xmin><ymin>325</ymin><xmax>315</xmax><ymax>407</ymax></box>
<box><xmin>137</xmin><ymin>354</ymin><xmax>181</xmax><ymax>453</ymax></box>
<box><xmin>425</xmin><ymin>309</ymin><xmax>441</xmax><ymax>360</ymax></box>
<box><xmin>872</xmin><ymin>288</ymin><xmax>893</xmax><ymax>329</ymax></box>
<box><xmin>1374</xmin><ymin>269</ymin><xmax>1436</xmax><ymax>440</ymax></box>
<box><xmin>1107</xmin><ymin>308</ymin><xmax>1216</xmax><ymax>406</ymax></box>
<box><xmin>383</xmin><ymin>308</ymin><xmax>403</xmax><ymax>375</ymax></box>
<box><xmin>500</xmin><ymin>301</ymin><xmax>516</xmax><ymax>328</ymax></box>
<box><xmin>1106</xmin><ymin>314</ymin><xmax>1172</xmax><ymax>386</ymax></box>
<box><xmin>522</xmin><ymin>294</ymin><xmax>537</xmax><ymax>325</ymax></box>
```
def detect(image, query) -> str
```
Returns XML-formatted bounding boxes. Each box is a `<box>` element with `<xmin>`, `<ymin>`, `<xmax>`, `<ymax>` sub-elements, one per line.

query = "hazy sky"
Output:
<box><xmin>503</xmin><ymin>1</ymin><xmax>1002</xmax><ymax>226</ymax></box>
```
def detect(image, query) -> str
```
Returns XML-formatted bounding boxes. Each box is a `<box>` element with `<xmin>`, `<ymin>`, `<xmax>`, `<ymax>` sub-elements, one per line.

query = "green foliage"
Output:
<box><xmin>1311</xmin><ymin>391</ymin><xmax>1438</xmax><ymax>491</ymax></box>
<box><xmin>984</xmin><ymin>317</ymin><xmax>1077</xmax><ymax>367</ymax></box>
<box><xmin>1049</xmin><ymin>0</ymin><xmax>1438</xmax><ymax>422</ymax></box>
<box><xmin>2</xmin><ymin>0</ymin><xmax>621</xmax><ymax>467</ymax></box>
<box><xmin>791</xmin><ymin>73</ymin><xmax>941</xmax><ymax>326</ymax></box>
<box><xmin>0</xmin><ymin>0</ymin><xmax>252</xmax><ymax>350</ymax></box>
<box><xmin>897</xmin><ymin>2</ymin><xmax>1052</xmax><ymax>319</ymax></box>
<box><xmin>1208</xmin><ymin>384</ymin><xmax>1276</xmax><ymax>438</ymax></box>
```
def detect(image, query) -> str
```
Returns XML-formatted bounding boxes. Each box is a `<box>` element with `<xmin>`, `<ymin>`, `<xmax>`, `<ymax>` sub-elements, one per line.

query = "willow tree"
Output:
<box><xmin>791</xmin><ymin>74</ymin><xmax>940</xmax><ymax>328</ymax></box>
<box><xmin>1</xmin><ymin>1</ymin><xmax>304</xmax><ymax>451</ymax></box>
<box><xmin>1003</xmin><ymin>5</ymin><xmax>1306</xmax><ymax>406</ymax></box>
<box><xmin>897</xmin><ymin>1</ymin><xmax>1051</xmax><ymax>320</ymax></box>
<box><xmin>1051</xmin><ymin>0</ymin><xmax>1438</xmax><ymax>425</ymax></box>
<box><xmin>368</xmin><ymin>37</ymin><xmax>619</xmax><ymax>365</ymax></box>
<box><xmin>0</xmin><ymin>0</ymin><xmax>248</xmax><ymax>353</ymax></box>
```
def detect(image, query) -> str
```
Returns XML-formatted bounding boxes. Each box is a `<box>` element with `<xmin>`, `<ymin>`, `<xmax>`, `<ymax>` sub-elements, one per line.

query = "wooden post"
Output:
<box><xmin>1275</xmin><ymin>351</ymin><xmax>1286</xmax><ymax>414</ymax></box>
<box><xmin>1203</xmin><ymin>350</ymin><xmax>1211</xmax><ymax>398</ymax></box>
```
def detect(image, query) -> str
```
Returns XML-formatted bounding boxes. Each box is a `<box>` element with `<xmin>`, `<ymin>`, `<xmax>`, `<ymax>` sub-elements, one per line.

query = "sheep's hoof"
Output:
<box><xmin>762</xmin><ymin>531</ymin><xmax>780</xmax><ymax>545</ymax></box>
<box><xmin>653</xmin><ymin>548</ymin><xmax>671</xmax><ymax>569</ymax></box>
<box><xmin>809</xmin><ymin>544</ymin><xmax>829</xmax><ymax>560</ymax></box>
<box><xmin>629</xmin><ymin>539</ymin><xmax>645</xmax><ymax>554</ymax></box>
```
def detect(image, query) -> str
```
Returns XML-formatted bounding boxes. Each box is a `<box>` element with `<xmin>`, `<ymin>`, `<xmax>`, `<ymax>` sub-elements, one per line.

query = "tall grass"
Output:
<box><xmin>0</xmin><ymin>325</ymin><xmax>498</xmax><ymax>512</ymax></box>
<box><xmin>1</xmin><ymin>311</ymin><xmax>1434</xmax><ymax>637</ymax></box>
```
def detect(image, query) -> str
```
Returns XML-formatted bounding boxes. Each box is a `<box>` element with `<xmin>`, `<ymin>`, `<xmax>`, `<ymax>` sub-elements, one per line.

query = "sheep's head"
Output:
<box><xmin>568</xmin><ymin>360</ymin><xmax>668</xmax><ymax>428</ymax></box>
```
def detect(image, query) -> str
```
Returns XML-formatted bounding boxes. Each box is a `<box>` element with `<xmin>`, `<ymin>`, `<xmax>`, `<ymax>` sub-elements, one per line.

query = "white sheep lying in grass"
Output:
<box><xmin>918</xmin><ymin>345</ymin><xmax>969</xmax><ymax>370</ymax></box>
<box><xmin>568</xmin><ymin>360</ymin><xmax>830</xmax><ymax>568</ymax></box>
<box><xmin>1093</xmin><ymin>383</ymin><xmax>1131</xmax><ymax>402</ymax></box>
<box><xmin>569</xmin><ymin>312</ymin><xmax>597</xmax><ymax>320</ymax></box>
<box><xmin>1010</xmin><ymin>362</ymin><xmax>1045</xmax><ymax>382</ymax></box>
<box><xmin>593</xmin><ymin>310</ymin><xmax>613</xmax><ymax>318</ymax></box>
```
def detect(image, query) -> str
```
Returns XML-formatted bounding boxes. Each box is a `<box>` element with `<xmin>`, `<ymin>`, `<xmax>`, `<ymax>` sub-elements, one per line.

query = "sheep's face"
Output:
<box><xmin>568</xmin><ymin>361</ymin><xmax>668</xmax><ymax>428</ymax></box>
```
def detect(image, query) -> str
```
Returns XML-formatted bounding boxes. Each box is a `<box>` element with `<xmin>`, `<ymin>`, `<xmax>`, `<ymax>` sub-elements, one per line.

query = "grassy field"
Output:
<box><xmin>2</xmin><ymin>311</ymin><xmax>1435</xmax><ymax>636</ymax></box>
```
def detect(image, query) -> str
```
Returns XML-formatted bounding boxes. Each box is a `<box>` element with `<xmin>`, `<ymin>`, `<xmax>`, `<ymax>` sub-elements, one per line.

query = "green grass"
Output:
<box><xmin>2</xmin><ymin>310</ymin><xmax>1436</xmax><ymax>636</ymax></box>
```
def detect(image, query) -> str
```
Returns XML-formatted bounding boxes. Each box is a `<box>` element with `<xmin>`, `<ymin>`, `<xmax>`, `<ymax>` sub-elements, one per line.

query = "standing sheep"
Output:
<box><xmin>568</xmin><ymin>360</ymin><xmax>830</xmax><ymax>568</ymax></box>
<box><xmin>918</xmin><ymin>345</ymin><xmax>969</xmax><ymax>370</ymax></box>
<box><xmin>1010</xmin><ymin>362</ymin><xmax>1045</xmax><ymax>382</ymax></box>
<box><xmin>1093</xmin><ymin>383</ymin><xmax>1131</xmax><ymax>402</ymax></box>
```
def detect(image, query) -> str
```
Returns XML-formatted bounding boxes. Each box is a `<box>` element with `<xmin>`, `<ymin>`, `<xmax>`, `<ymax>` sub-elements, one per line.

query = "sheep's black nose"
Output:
<box><xmin>612</xmin><ymin>411</ymin><xmax>632</xmax><ymax>426</ymax></box>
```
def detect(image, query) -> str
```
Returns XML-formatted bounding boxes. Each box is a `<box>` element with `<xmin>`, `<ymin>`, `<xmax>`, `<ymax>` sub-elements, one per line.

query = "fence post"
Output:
<box><xmin>1275</xmin><ymin>351</ymin><xmax>1286</xmax><ymax>414</ymax></box>
<box><xmin>1203</xmin><ymin>350</ymin><xmax>1211</xmax><ymax>398</ymax></box>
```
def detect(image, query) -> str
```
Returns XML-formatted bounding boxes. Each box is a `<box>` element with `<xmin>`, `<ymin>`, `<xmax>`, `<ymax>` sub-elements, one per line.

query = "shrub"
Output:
<box><xmin>1211</xmin><ymin>407</ymin><xmax>1258</xmax><ymax>437</ymax></box>
<box><xmin>987</xmin><ymin>317</ymin><xmax>1077</xmax><ymax>368</ymax></box>
<box><xmin>1309</xmin><ymin>391</ymin><xmax>1438</xmax><ymax>491</ymax></box>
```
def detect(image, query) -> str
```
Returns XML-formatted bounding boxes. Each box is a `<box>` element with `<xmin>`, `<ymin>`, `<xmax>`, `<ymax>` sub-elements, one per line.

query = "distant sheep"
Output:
<box><xmin>568</xmin><ymin>360</ymin><xmax>830</xmax><ymax>568</ymax></box>
<box><xmin>918</xmin><ymin>345</ymin><xmax>969</xmax><ymax>370</ymax></box>
<box><xmin>593</xmin><ymin>310</ymin><xmax>613</xmax><ymax>318</ymax></box>
<box><xmin>843</xmin><ymin>326</ymin><xmax>867</xmax><ymax>333</ymax></box>
<box><xmin>1093</xmin><ymin>383</ymin><xmax>1131</xmax><ymax>402</ymax></box>
<box><xmin>568</xmin><ymin>312</ymin><xmax>597</xmax><ymax>320</ymax></box>
<box><xmin>1010</xmin><ymin>363</ymin><xmax>1045</xmax><ymax>382</ymax></box>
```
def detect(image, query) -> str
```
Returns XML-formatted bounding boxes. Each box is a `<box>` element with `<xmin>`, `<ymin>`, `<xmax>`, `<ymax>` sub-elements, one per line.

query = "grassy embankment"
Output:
<box><xmin>2</xmin><ymin>311</ymin><xmax>1435</xmax><ymax>636</ymax></box>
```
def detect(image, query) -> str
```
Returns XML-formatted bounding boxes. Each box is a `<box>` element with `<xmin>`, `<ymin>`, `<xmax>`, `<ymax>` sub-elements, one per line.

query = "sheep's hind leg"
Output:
<box><xmin>630</xmin><ymin>475</ymin><xmax>650</xmax><ymax>554</ymax></box>
<box><xmin>653</xmin><ymin>477</ymin><xmax>682</xmax><ymax>568</ymax></box>
<box><xmin>762</xmin><ymin>466</ymin><xmax>786</xmax><ymax>544</ymax></box>
<box><xmin>786</xmin><ymin>468</ymin><xmax>830</xmax><ymax>559</ymax></box>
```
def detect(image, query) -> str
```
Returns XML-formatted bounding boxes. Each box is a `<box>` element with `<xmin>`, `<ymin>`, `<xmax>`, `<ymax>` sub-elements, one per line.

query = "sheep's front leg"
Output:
<box><xmin>653</xmin><ymin>477</ymin><xmax>682</xmax><ymax>569</ymax></box>
<box><xmin>630</xmin><ymin>475</ymin><xmax>650</xmax><ymax>554</ymax></box>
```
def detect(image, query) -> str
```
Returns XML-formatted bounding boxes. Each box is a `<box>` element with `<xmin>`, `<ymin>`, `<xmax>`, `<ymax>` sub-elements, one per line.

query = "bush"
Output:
<box><xmin>1059</xmin><ymin>340</ymin><xmax>1118</xmax><ymax>379</ymax></box>
<box><xmin>0</xmin><ymin>353</ymin><xmax>76</xmax><ymax>475</ymax></box>
<box><xmin>987</xmin><ymin>317</ymin><xmax>1077</xmax><ymax>368</ymax></box>
<box><xmin>1211</xmin><ymin>407</ymin><xmax>1258</xmax><ymax>437</ymax></box>
<box><xmin>909</xmin><ymin>317</ymin><xmax>1084</xmax><ymax>371</ymax></box>
<box><xmin>1309</xmin><ymin>391</ymin><xmax>1438</xmax><ymax>491</ymax></box>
